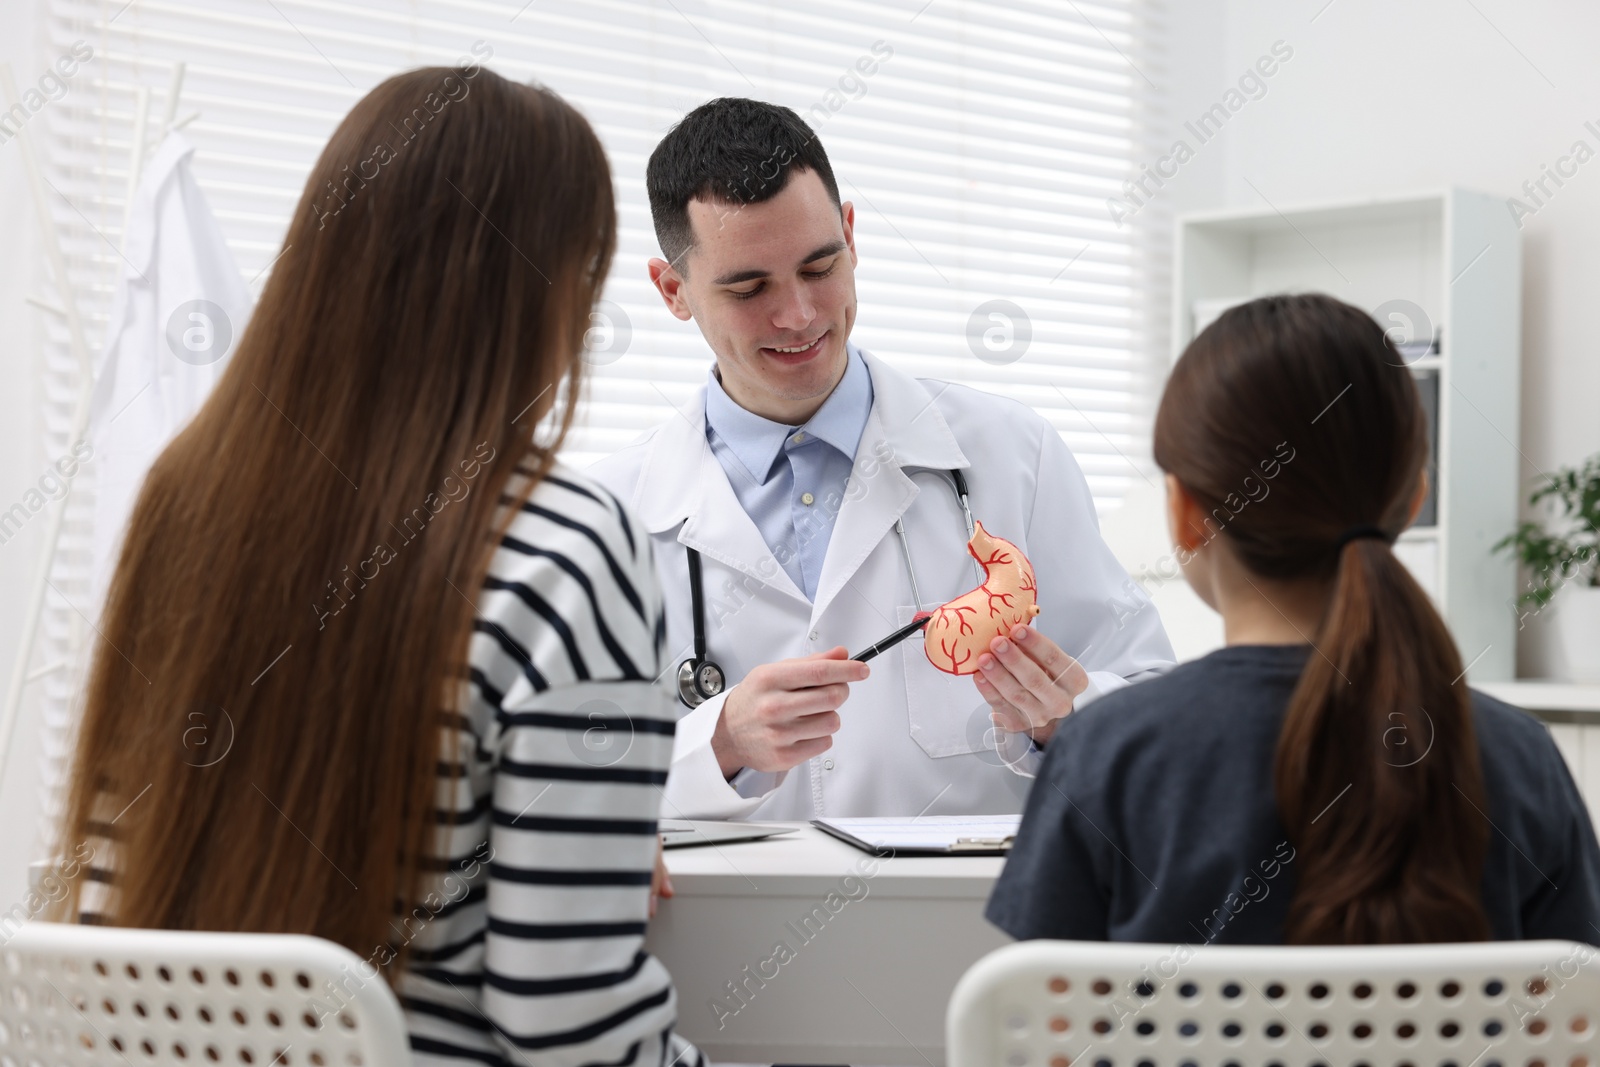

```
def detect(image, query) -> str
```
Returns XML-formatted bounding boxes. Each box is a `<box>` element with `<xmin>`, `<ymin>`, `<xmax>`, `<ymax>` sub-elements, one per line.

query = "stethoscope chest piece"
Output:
<box><xmin>677</xmin><ymin>656</ymin><xmax>726</xmax><ymax>708</ymax></box>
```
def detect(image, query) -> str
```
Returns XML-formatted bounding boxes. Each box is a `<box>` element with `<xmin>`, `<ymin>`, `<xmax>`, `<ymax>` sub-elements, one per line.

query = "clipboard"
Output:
<box><xmin>659</xmin><ymin>819</ymin><xmax>798</xmax><ymax>849</ymax></box>
<box><xmin>811</xmin><ymin>815</ymin><xmax>1019</xmax><ymax>856</ymax></box>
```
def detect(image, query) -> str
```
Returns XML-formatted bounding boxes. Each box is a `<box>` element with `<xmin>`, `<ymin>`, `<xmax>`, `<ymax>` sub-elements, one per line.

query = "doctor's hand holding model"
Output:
<box><xmin>592</xmin><ymin>98</ymin><xmax>1175</xmax><ymax>820</ymax></box>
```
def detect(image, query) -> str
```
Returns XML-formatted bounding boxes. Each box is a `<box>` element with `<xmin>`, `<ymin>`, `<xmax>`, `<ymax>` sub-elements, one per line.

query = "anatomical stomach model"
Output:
<box><xmin>921</xmin><ymin>521</ymin><xmax>1040</xmax><ymax>675</ymax></box>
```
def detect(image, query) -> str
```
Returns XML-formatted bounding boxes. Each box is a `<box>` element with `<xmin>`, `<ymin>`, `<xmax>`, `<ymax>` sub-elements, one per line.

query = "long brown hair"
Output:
<box><xmin>55</xmin><ymin>67</ymin><xmax>616</xmax><ymax>973</ymax></box>
<box><xmin>1153</xmin><ymin>293</ymin><xmax>1489</xmax><ymax>944</ymax></box>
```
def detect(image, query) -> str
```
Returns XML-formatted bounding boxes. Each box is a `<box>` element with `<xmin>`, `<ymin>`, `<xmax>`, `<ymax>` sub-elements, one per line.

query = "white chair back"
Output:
<box><xmin>0</xmin><ymin>922</ymin><xmax>412</xmax><ymax>1065</ymax></box>
<box><xmin>948</xmin><ymin>939</ymin><xmax>1599</xmax><ymax>1067</ymax></box>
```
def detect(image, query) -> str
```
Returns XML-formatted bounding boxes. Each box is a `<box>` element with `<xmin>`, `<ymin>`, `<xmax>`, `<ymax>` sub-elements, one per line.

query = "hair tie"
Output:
<box><xmin>1335</xmin><ymin>525</ymin><xmax>1392</xmax><ymax>551</ymax></box>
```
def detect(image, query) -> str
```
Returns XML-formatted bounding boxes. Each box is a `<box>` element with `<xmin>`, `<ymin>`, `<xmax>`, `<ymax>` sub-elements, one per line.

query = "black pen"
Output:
<box><xmin>850</xmin><ymin>615</ymin><xmax>931</xmax><ymax>663</ymax></box>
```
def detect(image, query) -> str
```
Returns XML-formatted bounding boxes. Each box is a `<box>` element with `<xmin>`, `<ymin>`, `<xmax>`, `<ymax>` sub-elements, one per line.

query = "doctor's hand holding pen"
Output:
<box><xmin>972</xmin><ymin>623</ymin><xmax>1091</xmax><ymax>748</ymax></box>
<box><xmin>710</xmin><ymin>647</ymin><xmax>869</xmax><ymax>778</ymax></box>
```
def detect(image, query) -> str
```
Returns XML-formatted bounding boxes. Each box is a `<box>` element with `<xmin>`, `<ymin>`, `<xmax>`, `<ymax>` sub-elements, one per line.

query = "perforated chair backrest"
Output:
<box><xmin>948</xmin><ymin>939</ymin><xmax>1600</xmax><ymax>1067</ymax></box>
<box><xmin>0</xmin><ymin>922</ymin><xmax>413</xmax><ymax>1066</ymax></box>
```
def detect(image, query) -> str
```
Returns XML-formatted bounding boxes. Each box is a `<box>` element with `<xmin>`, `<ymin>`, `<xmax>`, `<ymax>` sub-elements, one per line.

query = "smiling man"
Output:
<box><xmin>591</xmin><ymin>98</ymin><xmax>1174</xmax><ymax>820</ymax></box>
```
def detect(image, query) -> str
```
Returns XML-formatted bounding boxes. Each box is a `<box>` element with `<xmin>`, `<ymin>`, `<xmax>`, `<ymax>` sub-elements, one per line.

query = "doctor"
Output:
<box><xmin>592</xmin><ymin>98</ymin><xmax>1174</xmax><ymax>821</ymax></box>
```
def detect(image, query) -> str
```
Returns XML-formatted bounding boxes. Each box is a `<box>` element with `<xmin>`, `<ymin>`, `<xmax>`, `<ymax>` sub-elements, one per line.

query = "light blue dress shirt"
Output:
<box><xmin>704</xmin><ymin>346</ymin><xmax>874</xmax><ymax>601</ymax></box>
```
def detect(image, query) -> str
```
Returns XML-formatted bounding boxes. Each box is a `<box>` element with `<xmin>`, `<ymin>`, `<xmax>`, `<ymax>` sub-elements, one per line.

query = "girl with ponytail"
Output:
<box><xmin>988</xmin><ymin>293</ymin><xmax>1600</xmax><ymax>944</ymax></box>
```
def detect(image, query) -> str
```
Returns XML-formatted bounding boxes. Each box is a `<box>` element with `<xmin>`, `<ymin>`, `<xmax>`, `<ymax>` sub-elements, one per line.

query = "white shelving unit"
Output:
<box><xmin>1168</xmin><ymin>188</ymin><xmax>1522</xmax><ymax>681</ymax></box>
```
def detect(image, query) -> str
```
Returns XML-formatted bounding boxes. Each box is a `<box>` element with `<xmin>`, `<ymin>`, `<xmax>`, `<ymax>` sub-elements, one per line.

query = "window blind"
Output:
<box><xmin>31</xmin><ymin>0</ymin><xmax>1167</xmax><ymax>844</ymax></box>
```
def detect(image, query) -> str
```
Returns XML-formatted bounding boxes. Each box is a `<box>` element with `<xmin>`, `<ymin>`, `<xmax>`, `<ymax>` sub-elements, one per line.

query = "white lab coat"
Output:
<box><xmin>87</xmin><ymin>131</ymin><xmax>251</xmax><ymax>611</ymax></box>
<box><xmin>590</xmin><ymin>348</ymin><xmax>1175</xmax><ymax>820</ymax></box>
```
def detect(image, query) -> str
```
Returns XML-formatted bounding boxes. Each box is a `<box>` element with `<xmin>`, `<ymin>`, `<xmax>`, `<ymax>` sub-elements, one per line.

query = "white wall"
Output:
<box><xmin>0</xmin><ymin>0</ymin><xmax>49</xmax><ymax>906</ymax></box>
<box><xmin>1155</xmin><ymin>0</ymin><xmax>1600</xmax><ymax>676</ymax></box>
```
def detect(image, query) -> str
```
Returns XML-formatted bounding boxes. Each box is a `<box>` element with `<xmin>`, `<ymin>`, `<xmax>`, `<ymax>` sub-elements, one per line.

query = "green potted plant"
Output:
<box><xmin>1495</xmin><ymin>453</ymin><xmax>1600</xmax><ymax>682</ymax></box>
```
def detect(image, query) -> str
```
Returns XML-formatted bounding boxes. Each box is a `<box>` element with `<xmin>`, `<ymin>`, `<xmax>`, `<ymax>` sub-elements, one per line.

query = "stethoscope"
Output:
<box><xmin>676</xmin><ymin>468</ymin><xmax>975</xmax><ymax>708</ymax></box>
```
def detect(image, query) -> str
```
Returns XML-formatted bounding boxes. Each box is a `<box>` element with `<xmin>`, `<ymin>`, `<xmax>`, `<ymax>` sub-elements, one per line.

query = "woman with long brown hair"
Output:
<box><xmin>988</xmin><ymin>292</ymin><xmax>1600</xmax><ymax>944</ymax></box>
<box><xmin>54</xmin><ymin>66</ymin><xmax>702</xmax><ymax>1065</ymax></box>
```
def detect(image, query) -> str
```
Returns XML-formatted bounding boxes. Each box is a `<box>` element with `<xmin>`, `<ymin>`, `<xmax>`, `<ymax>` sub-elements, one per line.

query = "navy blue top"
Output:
<box><xmin>987</xmin><ymin>644</ymin><xmax>1600</xmax><ymax>945</ymax></box>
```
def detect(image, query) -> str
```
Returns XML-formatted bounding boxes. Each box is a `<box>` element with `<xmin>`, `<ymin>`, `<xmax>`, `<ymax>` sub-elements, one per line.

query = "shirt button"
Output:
<box><xmin>801</xmin><ymin>492</ymin><xmax>815</xmax><ymax>506</ymax></box>
<box><xmin>791</xmin><ymin>431</ymin><xmax>806</xmax><ymax>444</ymax></box>
<box><xmin>823</xmin><ymin>758</ymin><xmax>835</xmax><ymax>770</ymax></box>
<box><xmin>809</xmin><ymin>629</ymin><xmax>819</xmax><ymax>641</ymax></box>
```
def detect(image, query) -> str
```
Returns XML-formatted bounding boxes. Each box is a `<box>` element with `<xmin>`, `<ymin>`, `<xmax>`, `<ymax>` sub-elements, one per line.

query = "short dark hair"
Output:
<box><xmin>646</xmin><ymin>97</ymin><xmax>841</xmax><ymax>266</ymax></box>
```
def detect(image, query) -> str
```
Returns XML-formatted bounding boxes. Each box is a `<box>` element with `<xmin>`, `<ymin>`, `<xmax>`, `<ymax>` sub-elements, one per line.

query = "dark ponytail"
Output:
<box><xmin>1153</xmin><ymin>293</ymin><xmax>1489</xmax><ymax>944</ymax></box>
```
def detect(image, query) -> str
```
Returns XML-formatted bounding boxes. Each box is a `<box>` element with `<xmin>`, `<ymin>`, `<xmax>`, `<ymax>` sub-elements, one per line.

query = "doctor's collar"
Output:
<box><xmin>704</xmin><ymin>345</ymin><xmax>873</xmax><ymax>483</ymax></box>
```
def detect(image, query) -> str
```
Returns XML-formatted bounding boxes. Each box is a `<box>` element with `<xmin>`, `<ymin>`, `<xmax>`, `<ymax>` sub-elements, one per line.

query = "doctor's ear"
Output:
<box><xmin>841</xmin><ymin>201</ymin><xmax>858</xmax><ymax>268</ymax></box>
<box><xmin>647</xmin><ymin>257</ymin><xmax>695</xmax><ymax>322</ymax></box>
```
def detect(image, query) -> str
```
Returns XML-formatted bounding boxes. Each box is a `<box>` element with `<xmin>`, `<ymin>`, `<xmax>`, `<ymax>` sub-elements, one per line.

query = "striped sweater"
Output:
<box><xmin>402</xmin><ymin>463</ymin><xmax>701</xmax><ymax>1067</ymax></box>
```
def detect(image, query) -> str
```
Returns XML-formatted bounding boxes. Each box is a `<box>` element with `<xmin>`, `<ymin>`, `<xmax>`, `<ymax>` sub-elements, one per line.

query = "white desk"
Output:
<box><xmin>1479</xmin><ymin>680</ymin><xmax>1600</xmax><ymax>716</ymax></box>
<box><xmin>645</xmin><ymin>823</ymin><xmax>1010</xmax><ymax>1065</ymax></box>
